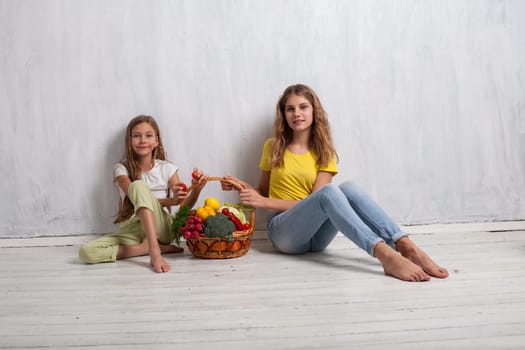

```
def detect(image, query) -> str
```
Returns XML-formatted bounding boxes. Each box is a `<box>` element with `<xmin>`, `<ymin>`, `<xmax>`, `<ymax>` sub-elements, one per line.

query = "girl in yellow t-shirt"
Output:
<box><xmin>223</xmin><ymin>84</ymin><xmax>448</xmax><ymax>282</ymax></box>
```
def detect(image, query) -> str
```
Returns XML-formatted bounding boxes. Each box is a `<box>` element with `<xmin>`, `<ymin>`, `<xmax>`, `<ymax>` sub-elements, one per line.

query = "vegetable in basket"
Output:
<box><xmin>203</xmin><ymin>213</ymin><xmax>235</xmax><ymax>239</ymax></box>
<box><xmin>171</xmin><ymin>205</ymin><xmax>191</xmax><ymax>246</ymax></box>
<box><xmin>223</xmin><ymin>202</ymin><xmax>254</xmax><ymax>222</ymax></box>
<box><xmin>220</xmin><ymin>205</ymin><xmax>246</xmax><ymax>224</ymax></box>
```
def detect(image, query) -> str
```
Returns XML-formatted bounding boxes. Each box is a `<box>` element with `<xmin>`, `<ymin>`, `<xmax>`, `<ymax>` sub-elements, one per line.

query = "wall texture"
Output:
<box><xmin>1</xmin><ymin>0</ymin><xmax>524</xmax><ymax>237</ymax></box>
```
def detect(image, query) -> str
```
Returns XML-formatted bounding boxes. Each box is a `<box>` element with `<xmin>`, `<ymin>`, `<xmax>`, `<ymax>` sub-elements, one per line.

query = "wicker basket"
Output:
<box><xmin>181</xmin><ymin>176</ymin><xmax>255</xmax><ymax>259</ymax></box>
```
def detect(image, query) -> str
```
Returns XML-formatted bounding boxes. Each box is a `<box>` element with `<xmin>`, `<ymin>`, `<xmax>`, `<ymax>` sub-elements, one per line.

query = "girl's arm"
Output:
<box><xmin>162</xmin><ymin>171</ymin><xmax>185</xmax><ymax>207</ymax></box>
<box><xmin>311</xmin><ymin>171</ymin><xmax>335</xmax><ymax>192</ymax></box>
<box><xmin>182</xmin><ymin>176</ymin><xmax>205</xmax><ymax>209</ymax></box>
<box><xmin>225</xmin><ymin>170</ymin><xmax>335</xmax><ymax>211</ymax></box>
<box><xmin>115</xmin><ymin>175</ymin><xmax>132</xmax><ymax>195</ymax></box>
<box><xmin>167</xmin><ymin>168</ymin><xmax>206</xmax><ymax>209</ymax></box>
<box><xmin>224</xmin><ymin>172</ymin><xmax>298</xmax><ymax>212</ymax></box>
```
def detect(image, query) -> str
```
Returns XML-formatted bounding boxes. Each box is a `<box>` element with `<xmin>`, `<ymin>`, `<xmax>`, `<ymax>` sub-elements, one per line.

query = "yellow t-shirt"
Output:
<box><xmin>259</xmin><ymin>138</ymin><xmax>338</xmax><ymax>200</ymax></box>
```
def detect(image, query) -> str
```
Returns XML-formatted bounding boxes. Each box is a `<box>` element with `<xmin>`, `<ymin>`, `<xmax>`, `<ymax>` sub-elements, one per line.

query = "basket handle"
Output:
<box><xmin>179</xmin><ymin>176</ymin><xmax>244</xmax><ymax>207</ymax></box>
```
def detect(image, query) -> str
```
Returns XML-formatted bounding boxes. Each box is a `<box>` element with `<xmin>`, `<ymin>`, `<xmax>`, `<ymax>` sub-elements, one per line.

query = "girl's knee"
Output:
<box><xmin>339</xmin><ymin>181</ymin><xmax>358</xmax><ymax>191</ymax></box>
<box><xmin>318</xmin><ymin>183</ymin><xmax>342</xmax><ymax>200</ymax></box>
<box><xmin>316</xmin><ymin>183</ymin><xmax>346</xmax><ymax>207</ymax></box>
<box><xmin>128</xmin><ymin>180</ymin><xmax>149</xmax><ymax>193</ymax></box>
<box><xmin>320</xmin><ymin>183</ymin><xmax>339</xmax><ymax>194</ymax></box>
<box><xmin>338</xmin><ymin>181</ymin><xmax>364</xmax><ymax>197</ymax></box>
<box><xmin>128</xmin><ymin>180</ymin><xmax>159</xmax><ymax>212</ymax></box>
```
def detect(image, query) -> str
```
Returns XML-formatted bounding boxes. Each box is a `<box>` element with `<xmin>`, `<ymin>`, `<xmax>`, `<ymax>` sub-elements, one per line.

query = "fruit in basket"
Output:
<box><xmin>204</xmin><ymin>197</ymin><xmax>221</xmax><ymax>211</ymax></box>
<box><xmin>195</xmin><ymin>207</ymin><xmax>207</xmax><ymax>220</ymax></box>
<box><xmin>196</xmin><ymin>206</ymin><xmax>216</xmax><ymax>220</ymax></box>
<box><xmin>203</xmin><ymin>213</ymin><xmax>235</xmax><ymax>238</ymax></box>
<box><xmin>220</xmin><ymin>205</ymin><xmax>247</xmax><ymax>224</ymax></box>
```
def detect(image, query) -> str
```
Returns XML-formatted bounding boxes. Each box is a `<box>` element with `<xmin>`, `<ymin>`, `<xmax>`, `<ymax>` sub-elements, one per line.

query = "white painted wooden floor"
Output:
<box><xmin>1</xmin><ymin>222</ymin><xmax>525</xmax><ymax>350</ymax></box>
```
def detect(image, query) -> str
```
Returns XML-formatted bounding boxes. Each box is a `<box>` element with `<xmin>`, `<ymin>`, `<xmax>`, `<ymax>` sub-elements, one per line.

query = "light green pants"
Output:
<box><xmin>79</xmin><ymin>180</ymin><xmax>173</xmax><ymax>264</ymax></box>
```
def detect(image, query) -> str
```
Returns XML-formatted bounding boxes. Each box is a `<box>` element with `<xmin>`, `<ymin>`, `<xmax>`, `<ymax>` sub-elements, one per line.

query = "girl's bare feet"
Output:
<box><xmin>117</xmin><ymin>241</ymin><xmax>183</xmax><ymax>262</ymax></box>
<box><xmin>150</xmin><ymin>254</ymin><xmax>171</xmax><ymax>273</ymax></box>
<box><xmin>374</xmin><ymin>242</ymin><xmax>431</xmax><ymax>282</ymax></box>
<box><xmin>395</xmin><ymin>237</ymin><xmax>449</xmax><ymax>278</ymax></box>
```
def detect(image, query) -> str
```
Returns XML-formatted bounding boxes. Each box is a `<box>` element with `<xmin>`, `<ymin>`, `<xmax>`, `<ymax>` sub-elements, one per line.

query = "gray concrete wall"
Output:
<box><xmin>1</xmin><ymin>0</ymin><xmax>524</xmax><ymax>237</ymax></box>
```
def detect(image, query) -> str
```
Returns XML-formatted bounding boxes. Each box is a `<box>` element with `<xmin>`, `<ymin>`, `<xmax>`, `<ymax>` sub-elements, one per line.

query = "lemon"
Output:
<box><xmin>204</xmin><ymin>197</ymin><xmax>221</xmax><ymax>211</ymax></box>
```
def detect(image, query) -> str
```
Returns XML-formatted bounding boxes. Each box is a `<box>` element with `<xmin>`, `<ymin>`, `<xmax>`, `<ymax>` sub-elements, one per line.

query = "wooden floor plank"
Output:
<box><xmin>1</xmin><ymin>228</ymin><xmax>524</xmax><ymax>349</ymax></box>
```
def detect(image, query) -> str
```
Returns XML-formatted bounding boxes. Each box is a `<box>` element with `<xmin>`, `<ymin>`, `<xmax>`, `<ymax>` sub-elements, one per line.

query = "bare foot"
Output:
<box><xmin>150</xmin><ymin>254</ymin><xmax>171</xmax><ymax>273</ymax></box>
<box><xmin>396</xmin><ymin>237</ymin><xmax>449</xmax><ymax>278</ymax></box>
<box><xmin>160</xmin><ymin>244</ymin><xmax>184</xmax><ymax>254</ymax></box>
<box><xmin>374</xmin><ymin>242</ymin><xmax>430</xmax><ymax>282</ymax></box>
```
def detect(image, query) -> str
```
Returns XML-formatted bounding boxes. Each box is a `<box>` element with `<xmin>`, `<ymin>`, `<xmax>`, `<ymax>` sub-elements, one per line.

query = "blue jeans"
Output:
<box><xmin>267</xmin><ymin>181</ymin><xmax>406</xmax><ymax>256</ymax></box>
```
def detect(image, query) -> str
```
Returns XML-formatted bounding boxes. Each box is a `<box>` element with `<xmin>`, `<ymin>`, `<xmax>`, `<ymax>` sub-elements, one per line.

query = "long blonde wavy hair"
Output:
<box><xmin>269</xmin><ymin>84</ymin><xmax>337</xmax><ymax>168</ymax></box>
<box><xmin>114</xmin><ymin>115</ymin><xmax>167</xmax><ymax>223</ymax></box>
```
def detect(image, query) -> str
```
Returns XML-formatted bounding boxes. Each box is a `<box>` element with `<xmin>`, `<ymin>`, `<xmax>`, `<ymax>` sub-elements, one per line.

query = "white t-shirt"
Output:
<box><xmin>113</xmin><ymin>159</ymin><xmax>178</xmax><ymax>201</ymax></box>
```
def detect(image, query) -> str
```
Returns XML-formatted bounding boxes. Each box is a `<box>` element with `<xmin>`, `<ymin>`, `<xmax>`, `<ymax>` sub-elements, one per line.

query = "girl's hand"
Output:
<box><xmin>221</xmin><ymin>175</ymin><xmax>250</xmax><ymax>191</ymax></box>
<box><xmin>191</xmin><ymin>168</ymin><xmax>207</xmax><ymax>191</ymax></box>
<box><xmin>239</xmin><ymin>187</ymin><xmax>266</xmax><ymax>208</ymax></box>
<box><xmin>173</xmin><ymin>182</ymin><xmax>189</xmax><ymax>204</ymax></box>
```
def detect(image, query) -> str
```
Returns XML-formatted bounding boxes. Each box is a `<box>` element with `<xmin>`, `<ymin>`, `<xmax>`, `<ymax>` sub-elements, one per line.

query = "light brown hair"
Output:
<box><xmin>270</xmin><ymin>84</ymin><xmax>337</xmax><ymax>168</ymax></box>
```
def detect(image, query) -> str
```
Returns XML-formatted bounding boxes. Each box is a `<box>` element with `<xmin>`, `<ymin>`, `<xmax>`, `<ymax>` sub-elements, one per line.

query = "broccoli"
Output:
<box><xmin>204</xmin><ymin>213</ymin><xmax>235</xmax><ymax>239</ymax></box>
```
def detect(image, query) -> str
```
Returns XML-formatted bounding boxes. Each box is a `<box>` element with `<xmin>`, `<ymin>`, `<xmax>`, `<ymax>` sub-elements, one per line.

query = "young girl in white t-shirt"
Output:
<box><xmin>79</xmin><ymin>115</ymin><xmax>205</xmax><ymax>273</ymax></box>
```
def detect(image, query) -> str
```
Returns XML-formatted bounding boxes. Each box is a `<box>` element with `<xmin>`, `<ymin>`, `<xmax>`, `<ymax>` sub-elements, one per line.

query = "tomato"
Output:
<box><xmin>180</xmin><ymin>183</ymin><xmax>187</xmax><ymax>191</ymax></box>
<box><xmin>221</xmin><ymin>208</ymin><xmax>230</xmax><ymax>215</ymax></box>
<box><xmin>192</xmin><ymin>170</ymin><xmax>199</xmax><ymax>180</ymax></box>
